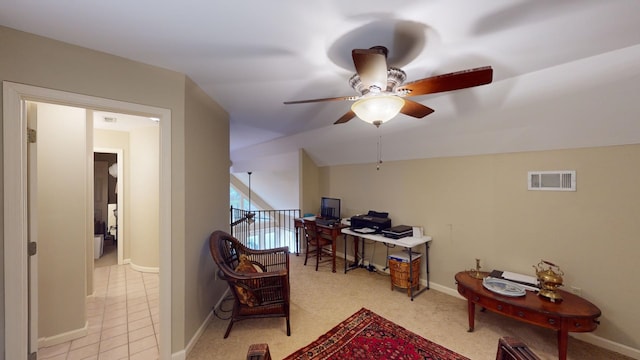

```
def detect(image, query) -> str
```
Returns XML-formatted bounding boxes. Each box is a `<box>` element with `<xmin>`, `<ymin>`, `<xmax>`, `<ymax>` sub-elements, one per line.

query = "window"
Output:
<box><xmin>230</xmin><ymin>185</ymin><xmax>259</xmax><ymax>211</ymax></box>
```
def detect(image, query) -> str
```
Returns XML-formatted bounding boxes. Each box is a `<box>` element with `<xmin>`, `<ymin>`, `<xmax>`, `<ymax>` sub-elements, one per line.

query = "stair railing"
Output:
<box><xmin>230</xmin><ymin>207</ymin><xmax>301</xmax><ymax>252</ymax></box>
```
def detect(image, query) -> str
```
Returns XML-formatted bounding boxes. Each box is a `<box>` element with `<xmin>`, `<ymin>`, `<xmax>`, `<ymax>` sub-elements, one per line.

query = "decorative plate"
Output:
<box><xmin>482</xmin><ymin>277</ymin><xmax>526</xmax><ymax>297</ymax></box>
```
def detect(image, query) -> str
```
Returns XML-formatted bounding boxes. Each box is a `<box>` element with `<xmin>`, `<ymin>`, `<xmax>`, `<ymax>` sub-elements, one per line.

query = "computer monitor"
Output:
<box><xmin>320</xmin><ymin>197</ymin><xmax>341</xmax><ymax>219</ymax></box>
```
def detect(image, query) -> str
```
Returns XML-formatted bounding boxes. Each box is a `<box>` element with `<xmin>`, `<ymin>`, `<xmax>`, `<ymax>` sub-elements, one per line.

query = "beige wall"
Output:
<box><xmin>129</xmin><ymin>126</ymin><xmax>160</xmax><ymax>268</ymax></box>
<box><xmin>319</xmin><ymin>144</ymin><xmax>640</xmax><ymax>350</ymax></box>
<box><xmin>1</xmin><ymin>25</ymin><xmax>231</xmax><ymax>355</ymax></box>
<box><xmin>182</xmin><ymin>77</ymin><xmax>230</xmax><ymax>346</ymax></box>
<box><xmin>36</xmin><ymin>103</ymin><xmax>88</xmax><ymax>340</ymax></box>
<box><xmin>299</xmin><ymin>149</ymin><xmax>321</xmax><ymax>215</ymax></box>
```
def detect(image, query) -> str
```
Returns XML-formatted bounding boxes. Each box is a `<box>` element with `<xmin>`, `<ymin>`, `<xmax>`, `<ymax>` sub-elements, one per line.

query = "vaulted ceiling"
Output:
<box><xmin>2</xmin><ymin>1</ymin><xmax>640</xmax><ymax>171</ymax></box>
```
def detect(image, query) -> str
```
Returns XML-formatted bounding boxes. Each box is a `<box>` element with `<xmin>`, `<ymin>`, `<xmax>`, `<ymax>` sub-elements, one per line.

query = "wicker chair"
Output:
<box><xmin>302</xmin><ymin>219</ymin><xmax>333</xmax><ymax>271</ymax></box>
<box><xmin>209</xmin><ymin>230</ymin><xmax>291</xmax><ymax>338</ymax></box>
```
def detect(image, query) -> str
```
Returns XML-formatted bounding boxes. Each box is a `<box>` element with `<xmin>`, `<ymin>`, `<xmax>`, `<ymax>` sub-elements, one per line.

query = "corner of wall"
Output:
<box><xmin>299</xmin><ymin>149</ymin><xmax>321</xmax><ymax>215</ymax></box>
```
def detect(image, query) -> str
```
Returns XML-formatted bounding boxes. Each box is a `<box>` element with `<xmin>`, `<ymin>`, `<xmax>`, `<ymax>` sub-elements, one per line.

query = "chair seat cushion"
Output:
<box><xmin>235</xmin><ymin>254</ymin><xmax>259</xmax><ymax>307</ymax></box>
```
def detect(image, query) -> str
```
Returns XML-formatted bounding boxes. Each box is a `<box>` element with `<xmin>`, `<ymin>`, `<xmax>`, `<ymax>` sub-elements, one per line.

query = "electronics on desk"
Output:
<box><xmin>317</xmin><ymin>197</ymin><xmax>341</xmax><ymax>226</ymax></box>
<box><xmin>351</xmin><ymin>227</ymin><xmax>377</xmax><ymax>234</ymax></box>
<box><xmin>350</xmin><ymin>210</ymin><xmax>391</xmax><ymax>234</ymax></box>
<box><xmin>382</xmin><ymin>225</ymin><xmax>413</xmax><ymax>239</ymax></box>
<box><xmin>316</xmin><ymin>217</ymin><xmax>338</xmax><ymax>226</ymax></box>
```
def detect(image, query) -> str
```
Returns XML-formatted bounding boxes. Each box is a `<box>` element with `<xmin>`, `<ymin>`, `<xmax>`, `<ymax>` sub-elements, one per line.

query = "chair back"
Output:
<box><xmin>210</xmin><ymin>230</ymin><xmax>248</xmax><ymax>278</ymax></box>
<box><xmin>302</xmin><ymin>219</ymin><xmax>319</xmax><ymax>244</ymax></box>
<box><xmin>209</xmin><ymin>230</ymin><xmax>292</xmax><ymax>338</ymax></box>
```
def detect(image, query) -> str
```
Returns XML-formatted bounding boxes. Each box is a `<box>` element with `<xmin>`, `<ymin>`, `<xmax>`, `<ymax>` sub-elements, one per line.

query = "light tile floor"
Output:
<box><xmin>39</xmin><ymin>264</ymin><xmax>160</xmax><ymax>360</ymax></box>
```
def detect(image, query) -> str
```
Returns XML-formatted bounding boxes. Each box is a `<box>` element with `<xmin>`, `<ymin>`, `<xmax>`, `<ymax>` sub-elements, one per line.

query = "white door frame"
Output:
<box><xmin>94</xmin><ymin>148</ymin><xmax>125</xmax><ymax>265</ymax></box>
<box><xmin>3</xmin><ymin>81</ymin><xmax>172</xmax><ymax>360</ymax></box>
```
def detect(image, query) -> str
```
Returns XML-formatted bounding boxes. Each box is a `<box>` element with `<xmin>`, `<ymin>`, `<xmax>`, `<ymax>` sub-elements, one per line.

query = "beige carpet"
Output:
<box><xmin>188</xmin><ymin>255</ymin><xmax>633</xmax><ymax>360</ymax></box>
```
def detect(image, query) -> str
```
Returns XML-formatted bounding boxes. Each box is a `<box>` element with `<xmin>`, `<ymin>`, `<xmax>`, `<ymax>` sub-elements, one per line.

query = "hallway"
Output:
<box><xmin>38</xmin><ymin>264</ymin><xmax>159</xmax><ymax>359</ymax></box>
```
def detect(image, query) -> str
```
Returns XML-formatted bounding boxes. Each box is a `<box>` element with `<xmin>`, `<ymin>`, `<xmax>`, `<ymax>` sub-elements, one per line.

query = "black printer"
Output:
<box><xmin>350</xmin><ymin>211</ymin><xmax>391</xmax><ymax>233</ymax></box>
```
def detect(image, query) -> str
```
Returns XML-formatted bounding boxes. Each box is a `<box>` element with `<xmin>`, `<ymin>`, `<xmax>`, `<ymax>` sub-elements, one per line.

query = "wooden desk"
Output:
<box><xmin>294</xmin><ymin>217</ymin><xmax>346</xmax><ymax>273</ymax></box>
<box><xmin>455</xmin><ymin>271</ymin><xmax>601</xmax><ymax>360</ymax></box>
<box><xmin>342</xmin><ymin>228</ymin><xmax>432</xmax><ymax>300</ymax></box>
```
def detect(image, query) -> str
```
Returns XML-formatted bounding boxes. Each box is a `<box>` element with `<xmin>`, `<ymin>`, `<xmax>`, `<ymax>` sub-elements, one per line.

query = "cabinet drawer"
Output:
<box><xmin>567</xmin><ymin>317</ymin><xmax>598</xmax><ymax>332</ymax></box>
<box><xmin>476</xmin><ymin>295</ymin><xmax>512</xmax><ymax>314</ymax></box>
<box><xmin>509</xmin><ymin>307</ymin><xmax>561</xmax><ymax>329</ymax></box>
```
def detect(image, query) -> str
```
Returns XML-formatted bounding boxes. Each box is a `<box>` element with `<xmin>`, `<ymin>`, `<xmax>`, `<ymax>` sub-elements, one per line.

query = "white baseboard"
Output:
<box><xmin>171</xmin><ymin>349</ymin><xmax>186</xmax><ymax>360</ymax></box>
<box><xmin>572</xmin><ymin>332</ymin><xmax>640</xmax><ymax>359</ymax></box>
<box><xmin>172</xmin><ymin>288</ymin><xmax>231</xmax><ymax>360</ymax></box>
<box><xmin>183</xmin><ymin>309</ymin><xmax>214</xmax><ymax>356</ymax></box>
<box><xmin>38</xmin><ymin>321</ymin><xmax>88</xmax><ymax>348</ymax></box>
<box><xmin>129</xmin><ymin>262</ymin><xmax>159</xmax><ymax>273</ymax></box>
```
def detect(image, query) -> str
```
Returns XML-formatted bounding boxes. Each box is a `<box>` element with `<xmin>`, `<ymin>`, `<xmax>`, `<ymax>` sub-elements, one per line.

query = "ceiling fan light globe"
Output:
<box><xmin>351</xmin><ymin>96</ymin><xmax>405</xmax><ymax>125</ymax></box>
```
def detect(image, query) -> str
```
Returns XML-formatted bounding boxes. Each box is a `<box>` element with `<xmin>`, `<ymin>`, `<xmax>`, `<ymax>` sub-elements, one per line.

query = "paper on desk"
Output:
<box><xmin>353</xmin><ymin>227</ymin><xmax>376</xmax><ymax>234</ymax></box>
<box><xmin>502</xmin><ymin>271</ymin><xmax>537</xmax><ymax>286</ymax></box>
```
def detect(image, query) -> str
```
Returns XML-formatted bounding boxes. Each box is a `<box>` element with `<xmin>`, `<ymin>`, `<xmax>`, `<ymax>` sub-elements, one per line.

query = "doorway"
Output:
<box><xmin>3</xmin><ymin>81</ymin><xmax>172</xmax><ymax>360</ymax></box>
<box><xmin>94</xmin><ymin>151</ymin><xmax>121</xmax><ymax>267</ymax></box>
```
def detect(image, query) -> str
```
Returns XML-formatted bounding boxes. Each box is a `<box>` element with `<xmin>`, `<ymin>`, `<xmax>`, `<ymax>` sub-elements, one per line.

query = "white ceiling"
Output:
<box><xmin>2</xmin><ymin>1</ymin><xmax>640</xmax><ymax>171</ymax></box>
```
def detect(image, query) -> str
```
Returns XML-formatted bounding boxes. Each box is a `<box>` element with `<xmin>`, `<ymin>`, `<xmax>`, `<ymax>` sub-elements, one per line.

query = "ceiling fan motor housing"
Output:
<box><xmin>349</xmin><ymin>67</ymin><xmax>407</xmax><ymax>97</ymax></box>
<box><xmin>385</xmin><ymin>67</ymin><xmax>406</xmax><ymax>93</ymax></box>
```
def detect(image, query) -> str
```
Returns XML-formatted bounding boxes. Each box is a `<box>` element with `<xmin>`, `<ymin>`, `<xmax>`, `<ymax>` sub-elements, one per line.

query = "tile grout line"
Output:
<box><xmin>41</xmin><ymin>263</ymin><xmax>160</xmax><ymax>360</ymax></box>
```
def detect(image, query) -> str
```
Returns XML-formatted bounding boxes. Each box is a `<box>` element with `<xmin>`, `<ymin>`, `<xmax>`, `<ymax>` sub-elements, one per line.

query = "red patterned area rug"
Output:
<box><xmin>284</xmin><ymin>308</ymin><xmax>469</xmax><ymax>360</ymax></box>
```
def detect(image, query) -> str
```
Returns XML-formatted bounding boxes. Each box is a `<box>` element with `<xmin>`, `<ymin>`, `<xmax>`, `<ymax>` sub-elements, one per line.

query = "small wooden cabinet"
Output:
<box><xmin>387</xmin><ymin>251</ymin><xmax>422</xmax><ymax>296</ymax></box>
<box><xmin>389</xmin><ymin>256</ymin><xmax>421</xmax><ymax>296</ymax></box>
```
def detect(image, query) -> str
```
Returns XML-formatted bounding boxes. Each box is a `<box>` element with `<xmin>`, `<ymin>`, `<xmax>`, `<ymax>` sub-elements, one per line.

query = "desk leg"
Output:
<box><xmin>331</xmin><ymin>237</ymin><xmax>336</xmax><ymax>273</ymax></box>
<box><xmin>558</xmin><ymin>328</ymin><xmax>569</xmax><ymax>360</ymax></box>
<box><xmin>425</xmin><ymin>242</ymin><xmax>430</xmax><ymax>289</ymax></box>
<box><xmin>344</xmin><ymin>235</ymin><xmax>362</xmax><ymax>273</ymax></box>
<box><xmin>294</xmin><ymin>225</ymin><xmax>300</xmax><ymax>256</ymax></box>
<box><xmin>408</xmin><ymin>248</ymin><xmax>414</xmax><ymax>301</ymax></box>
<box><xmin>467</xmin><ymin>299</ymin><xmax>475</xmax><ymax>332</ymax></box>
<box><xmin>360</xmin><ymin>238</ymin><xmax>365</xmax><ymax>268</ymax></box>
<box><xmin>344</xmin><ymin>234</ymin><xmax>348</xmax><ymax>273</ymax></box>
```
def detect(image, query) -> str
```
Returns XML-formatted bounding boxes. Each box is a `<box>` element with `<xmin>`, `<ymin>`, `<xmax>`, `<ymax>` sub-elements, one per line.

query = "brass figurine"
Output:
<box><xmin>468</xmin><ymin>258</ymin><xmax>485</xmax><ymax>279</ymax></box>
<box><xmin>533</xmin><ymin>260</ymin><xmax>564</xmax><ymax>302</ymax></box>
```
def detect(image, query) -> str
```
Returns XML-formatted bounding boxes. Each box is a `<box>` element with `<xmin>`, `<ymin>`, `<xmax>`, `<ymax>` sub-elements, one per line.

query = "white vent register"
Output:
<box><xmin>528</xmin><ymin>170</ymin><xmax>576</xmax><ymax>191</ymax></box>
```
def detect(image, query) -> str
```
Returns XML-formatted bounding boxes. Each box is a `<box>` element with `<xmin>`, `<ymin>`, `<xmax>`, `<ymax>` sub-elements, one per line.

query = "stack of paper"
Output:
<box><xmin>488</xmin><ymin>270</ymin><xmax>539</xmax><ymax>292</ymax></box>
<box><xmin>502</xmin><ymin>271</ymin><xmax>538</xmax><ymax>286</ymax></box>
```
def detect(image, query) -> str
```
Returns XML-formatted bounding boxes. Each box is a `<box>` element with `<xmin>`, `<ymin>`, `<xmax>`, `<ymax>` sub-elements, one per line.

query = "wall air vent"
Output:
<box><xmin>528</xmin><ymin>170</ymin><xmax>576</xmax><ymax>191</ymax></box>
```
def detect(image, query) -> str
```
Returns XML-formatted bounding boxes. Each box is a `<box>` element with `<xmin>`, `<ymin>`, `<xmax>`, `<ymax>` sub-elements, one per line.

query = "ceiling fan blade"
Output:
<box><xmin>334</xmin><ymin>110</ymin><xmax>356</xmax><ymax>124</ymax></box>
<box><xmin>400</xmin><ymin>99</ymin><xmax>435</xmax><ymax>118</ymax></box>
<box><xmin>283</xmin><ymin>95</ymin><xmax>354</xmax><ymax>105</ymax></box>
<box><xmin>352</xmin><ymin>47</ymin><xmax>388</xmax><ymax>90</ymax></box>
<box><xmin>399</xmin><ymin>66</ymin><xmax>493</xmax><ymax>97</ymax></box>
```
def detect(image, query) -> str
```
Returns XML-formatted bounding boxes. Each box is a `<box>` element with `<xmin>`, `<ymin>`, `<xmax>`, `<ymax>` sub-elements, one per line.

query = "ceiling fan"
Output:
<box><xmin>284</xmin><ymin>46</ymin><xmax>493</xmax><ymax>127</ymax></box>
